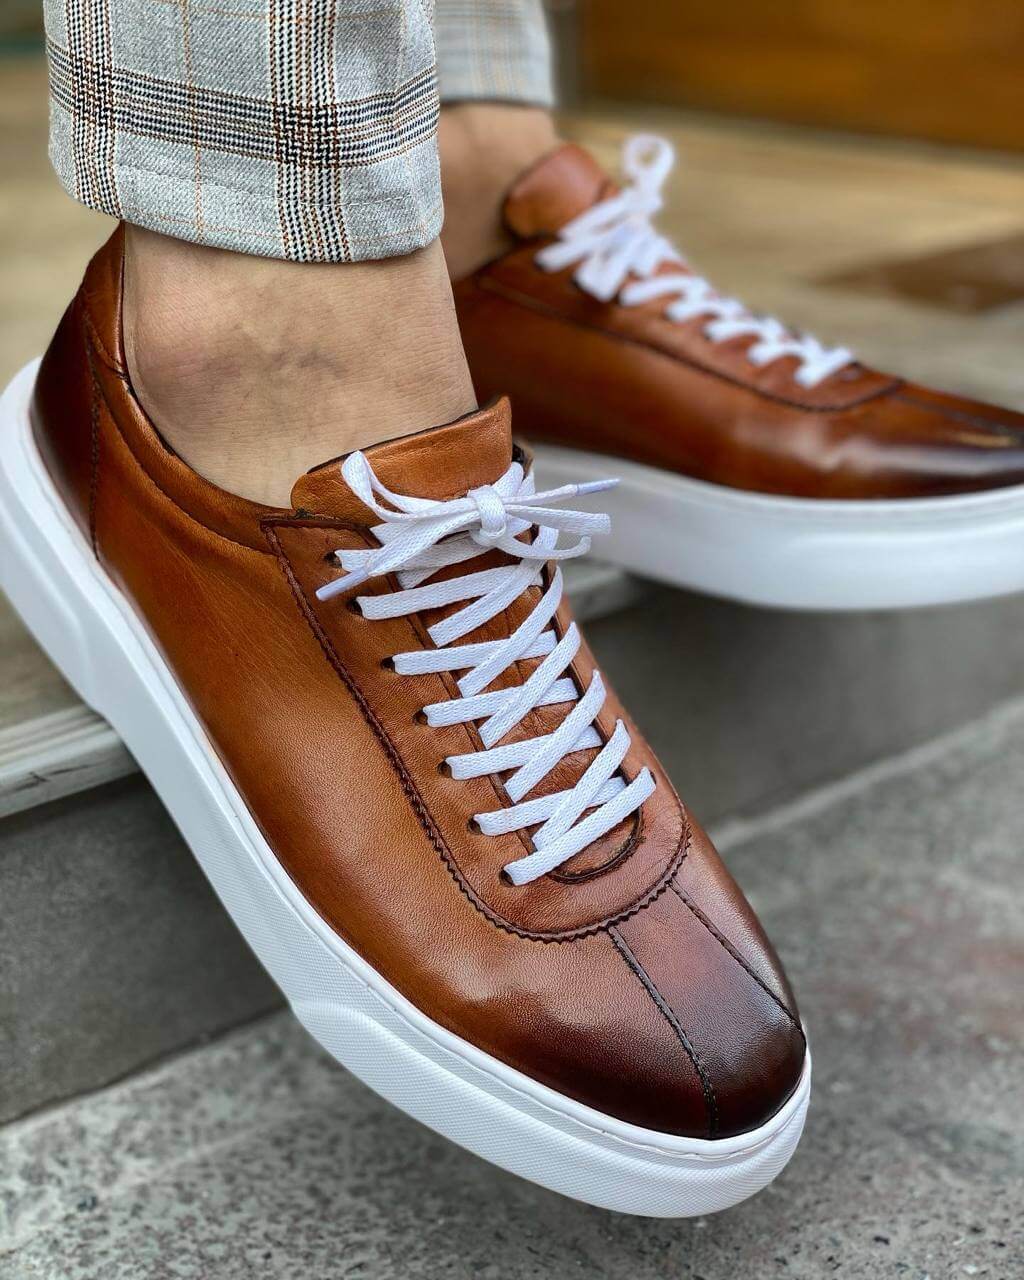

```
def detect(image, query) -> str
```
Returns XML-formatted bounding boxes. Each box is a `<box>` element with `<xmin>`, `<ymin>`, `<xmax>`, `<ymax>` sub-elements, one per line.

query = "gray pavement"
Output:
<box><xmin>2</xmin><ymin>700</ymin><xmax>1023</xmax><ymax>1279</ymax></box>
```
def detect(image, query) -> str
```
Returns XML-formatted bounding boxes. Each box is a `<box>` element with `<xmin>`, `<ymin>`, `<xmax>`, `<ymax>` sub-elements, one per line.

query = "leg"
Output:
<box><xmin>121</xmin><ymin>231</ymin><xmax>473</xmax><ymax>505</ymax></box>
<box><xmin>434</xmin><ymin>1</ymin><xmax>561</xmax><ymax>280</ymax></box>
<box><xmin>44</xmin><ymin>0</ymin><xmax>474</xmax><ymax>504</ymax></box>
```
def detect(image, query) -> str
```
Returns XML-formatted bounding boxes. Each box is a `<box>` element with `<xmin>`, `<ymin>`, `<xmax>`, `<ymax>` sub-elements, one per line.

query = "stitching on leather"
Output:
<box><xmin>550</xmin><ymin>823</ymin><xmax>639</xmax><ymax>882</ymax></box>
<box><xmin>473</xmin><ymin>274</ymin><xmax>902</xmax><ymax>414</ymax></box>
<box><xmin>86</xmin><ymin>346</ymin><xmax>102</xmax><ymax>557</ymax></box>
<box><xmin>264</xmin><ymin>520</ymin><xmax>692</xmax><ymax>943</ymax></box>
<box><xmin>669</xmin><ymin>881</ymin><xmax>804</xmax><ymax>1039</ymax></box>
<box><xmin>892</xmin><ymin>391</ymin><xmax>1020</xmax><ymax>438</ymax></box>
<box><xmin>608</xmin><ymin>925</ymin><xmax>718</xmax><ymax>1138</ymax></box>
<box><xmin>81</xmin><ymin>300</ymin><xmax>123</xmax><ymax>375</ymax></box>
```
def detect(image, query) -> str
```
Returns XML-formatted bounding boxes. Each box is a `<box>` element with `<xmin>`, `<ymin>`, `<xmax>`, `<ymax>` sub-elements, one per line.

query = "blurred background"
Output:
<box><xmin>2</xmin><ymin>6</ymin><xmax>1022</xmax><ymax>1279</ymax></box>
<box><xmin>3</xmin><ymin>2</ymin><xmax>1024</xmax><ymax>402</ymax></box>
<box><xmin>571</xmin><ymin>1</ymin><xmax>1024</xmax><ymax>149</ymax></box>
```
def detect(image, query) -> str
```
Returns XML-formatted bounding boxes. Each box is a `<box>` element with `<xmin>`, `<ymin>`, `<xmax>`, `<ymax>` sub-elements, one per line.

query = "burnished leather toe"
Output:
<box><xmin>852</xmin><ymin>383</ymin><xmax>1024</xmax><ymax>499</ymax></box>
<box><xmin>469</xmin><ymin>814</ymin><xmax>806</xmax><ymax>1143</ymax></box>
<box><xmin>606</xmin><ymin>818</ymin><xmax>805</xmax><ymax>1139</ymax></box>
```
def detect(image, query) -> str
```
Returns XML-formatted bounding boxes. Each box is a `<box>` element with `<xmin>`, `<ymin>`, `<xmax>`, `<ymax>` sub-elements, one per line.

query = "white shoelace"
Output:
<box><xmin>535</xmin><ymin>134</ymin><xmax>854</xmax><ymax>390</ymax></box>
<box><xmin>316</xmin><ymin>453</ymin><xmax>656</xmax><ymax>886</ymax></box>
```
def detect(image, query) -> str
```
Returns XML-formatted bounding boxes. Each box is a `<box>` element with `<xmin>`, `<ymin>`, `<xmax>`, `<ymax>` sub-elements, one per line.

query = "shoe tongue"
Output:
<box><xmin>289</xmin><ymin>397</ymin><xmax>514</xmax><ymax>521</ymax></box>
<box><xmin>504</xmin><ymin>143</ymin><xmax>613</xmax><ymax>239</ymax></box>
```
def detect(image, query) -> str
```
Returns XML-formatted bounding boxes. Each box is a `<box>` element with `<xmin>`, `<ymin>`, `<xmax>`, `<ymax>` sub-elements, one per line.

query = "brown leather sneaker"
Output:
<box><xmin>0</xmin><ymin>229</ymin><xmax>808</xmax><ymax>1216</ymax></box>
<box><xmin>454</xmin><ymin>136</ymin><xmax>1024</xmax><ymax>610</ymax></box>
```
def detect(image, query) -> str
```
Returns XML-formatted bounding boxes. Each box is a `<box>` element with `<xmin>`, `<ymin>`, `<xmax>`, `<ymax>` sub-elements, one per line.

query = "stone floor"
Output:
<box><xmin>3</xmin><ymin>700</ymin><xmax>1022</xmax><ymax>1280</ymax></box>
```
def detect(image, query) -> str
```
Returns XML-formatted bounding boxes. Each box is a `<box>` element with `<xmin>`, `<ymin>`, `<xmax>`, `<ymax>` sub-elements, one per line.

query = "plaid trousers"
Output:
<box><xmin>45</xmin><ymin>0</ymin><xmax>553</xmax><ymax>263</ymax></box>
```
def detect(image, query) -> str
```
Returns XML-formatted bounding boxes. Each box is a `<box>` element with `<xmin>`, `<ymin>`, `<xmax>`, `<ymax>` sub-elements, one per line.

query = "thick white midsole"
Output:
<box><xmin>534</xmin><ymin>442</ymin><xmax>1024</xmax><ymax>611</ymax></box>
<box><xmin>0</xmin><ymin>359</ymin><xmax>810</xmax><ymax>1217</ymax></box>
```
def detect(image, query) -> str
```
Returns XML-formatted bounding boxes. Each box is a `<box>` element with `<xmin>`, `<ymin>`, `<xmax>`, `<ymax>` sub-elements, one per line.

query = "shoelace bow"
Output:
<box><xmin>316</xmin><ymin>452</ymin><xmax>656</xmax><ymax>885</ymax></box>
<box><xmin>536</xmin><ymin>134</ymin><xmax>854</xmax><ymax>390</ymax></box>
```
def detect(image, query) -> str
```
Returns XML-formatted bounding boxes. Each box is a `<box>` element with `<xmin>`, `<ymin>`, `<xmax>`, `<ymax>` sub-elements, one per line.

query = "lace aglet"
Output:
<box><xmin>576</xmin><ymin>478</ymin><xmax>620</xmax><ymax>496</ymax></box>
<box><xmin>316</xmin><ymin>567</ymin><xmax>369</xmax><ymax>601</ymax></box>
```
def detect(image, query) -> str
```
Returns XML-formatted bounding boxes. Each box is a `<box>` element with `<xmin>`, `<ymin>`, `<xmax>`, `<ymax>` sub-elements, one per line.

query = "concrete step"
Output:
<box><xmin>7</xmin><ymin>569</ymin><xmax>1024</xmax><ymax>1122</ymax></box>
<box><xmin>3</xmin><ymin>695</ymin><xmax>1021</xmax><ymax>1279</ymax></box>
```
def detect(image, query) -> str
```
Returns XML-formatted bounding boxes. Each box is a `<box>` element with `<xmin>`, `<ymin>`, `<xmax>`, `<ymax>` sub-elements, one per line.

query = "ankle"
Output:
<box><xmin>122</xmin><ymin>226</ymin><xmax>476</xmax><ymax>506</ymax></box>
<box><xmin>439</xmin><ymin>103</ymin><xmax>560</xmax><ymax>281</ymax></box>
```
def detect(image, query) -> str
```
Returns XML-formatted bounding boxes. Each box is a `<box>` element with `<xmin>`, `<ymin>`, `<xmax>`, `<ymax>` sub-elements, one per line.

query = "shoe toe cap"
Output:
<box><xmin>858</xmin><ymin>386</ymin><xmax>1024</xmax><ymax>497</ymax></box>
<box><xmin>608</xmin><ymin>821</ymin><xmax>806</xmax><ymax>1139</ymax></box>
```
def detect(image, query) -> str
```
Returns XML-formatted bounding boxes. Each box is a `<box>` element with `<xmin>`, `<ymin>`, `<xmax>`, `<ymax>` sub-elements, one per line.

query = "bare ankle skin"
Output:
<box><xmin>121</xmin><ymin>226</ymin><xmax>477</xmax><ymax>507</ymax></box>
<box><xmin>439</xmin><ymin>103</ymin><xmax>560</xmax><ymax>282</ymax></box>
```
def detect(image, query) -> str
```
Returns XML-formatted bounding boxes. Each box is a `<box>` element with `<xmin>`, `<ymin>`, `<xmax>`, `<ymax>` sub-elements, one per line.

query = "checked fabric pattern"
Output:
<box><xmin>44</xmin><ymin>0</ymin><xmax>553</xmax><ymax>263</ymax></box>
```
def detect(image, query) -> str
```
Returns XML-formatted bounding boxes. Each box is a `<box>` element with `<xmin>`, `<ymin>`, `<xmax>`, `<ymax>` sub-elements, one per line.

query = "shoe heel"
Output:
<box><xmin>0</xmin><ymin>358</ymin><xmax>102</xmax><ymax>712</ymax></box>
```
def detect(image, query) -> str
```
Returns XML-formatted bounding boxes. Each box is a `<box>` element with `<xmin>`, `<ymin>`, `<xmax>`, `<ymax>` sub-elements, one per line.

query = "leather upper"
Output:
<box><xmin>454</xmin><ymin>144</ymin><xmax>1024</xmax><ymax>501</ymax></box>
<box><xmin>32</xmin><ymin>227</ymin><xmax>805</xmax><ymax>1139</ymax></box>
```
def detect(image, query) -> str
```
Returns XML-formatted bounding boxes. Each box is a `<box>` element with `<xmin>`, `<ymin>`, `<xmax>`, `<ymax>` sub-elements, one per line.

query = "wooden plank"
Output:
<box><xmin>583</xmin><ymin>1</ymin><xmax>1024</xmax><ymax>152</ymax></box>
<box><xmin>0</xmin><ymin>706</ymin><xmax>134</xmax><ymax>820</ymax></box>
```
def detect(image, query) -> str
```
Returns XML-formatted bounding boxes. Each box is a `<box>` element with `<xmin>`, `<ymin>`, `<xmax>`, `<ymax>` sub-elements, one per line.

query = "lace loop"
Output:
<box><xmin>536</xmin><ymin>134</ymin><xmax>854</xmax><ymax>389</ymax></box>
<box><xmin>467</xmin><ymin>483</ymin><xmax>509</xmax><ymax>545</ymax></box>
<box><xmin>317</xmin><ymin>454</ymin><xmax>618</xmax><ymax>600</ymax></box>
<box><xmin>315</xmin><ymin>452</ymin><xmax>655</xmax><ymax>886</ymax></box>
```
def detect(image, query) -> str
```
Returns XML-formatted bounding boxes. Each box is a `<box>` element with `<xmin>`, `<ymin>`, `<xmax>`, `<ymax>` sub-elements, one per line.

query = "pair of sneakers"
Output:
<box><xmin>2</xmin><ymin>138</ymin><xmax>1020</xmax><ymax>1218</ymax></box>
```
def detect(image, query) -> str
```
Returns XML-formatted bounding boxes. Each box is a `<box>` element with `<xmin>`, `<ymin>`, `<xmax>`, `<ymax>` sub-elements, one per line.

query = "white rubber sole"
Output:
<box><xmin>0</xmin><ymin>359</ymin><xmax>810</xmax><ymax>1217</ymax></box>
<box><xmin>535</xmin><ymin>442</ymin><xmax>1024</xmax><ymax>611</ymax></box>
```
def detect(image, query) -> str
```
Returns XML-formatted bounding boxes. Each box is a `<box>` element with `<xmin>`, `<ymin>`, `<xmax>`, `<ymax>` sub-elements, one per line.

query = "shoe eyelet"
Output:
<box><xmin>380</xmin><ymin>656</ymin><xmax>395</xmax><ymax>671</ymax></box>
<box><xmin>323</xmin><ymin>551</ymin><xmax>337</xmax><ymax>564</ymax></box>
<box><xmin>412</xmin><ymin>709</ymin><xmax>428</xmax><ymax>725</ymax></box>
<box><xmin>467</xmin><ymin>817</ymin><xmax>482</xmax><ymax>833</ymax></box>
<box><xmin>346</xmin><ymin>598</ymin><xmax>363</xmax><ymax>615</ymax></box>
<box><xmin>437</xmin><ymin>760</ymin><xmax>452</xmax><ymax>777</ymax></box>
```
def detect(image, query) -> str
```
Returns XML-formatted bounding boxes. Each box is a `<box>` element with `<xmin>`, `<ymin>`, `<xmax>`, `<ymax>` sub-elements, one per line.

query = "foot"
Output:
<box><xmin>122</xmin><ymin>225</ymin><xmax>476</xmax><ymax>507</ymax></box>
<box><xmin>452</xmin><ymin>136</ymin><xmax>1024</xmax><ymax>609</ymax></box>
<box><xmin>6</xmin><ymin>230</ymin><xmax>809</xmax><ymax>1216</ymax></box>
<box><xmin>438</xmin><ymin>103</ymin><xmax>559</xmax><ymax>282</ymax></box>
